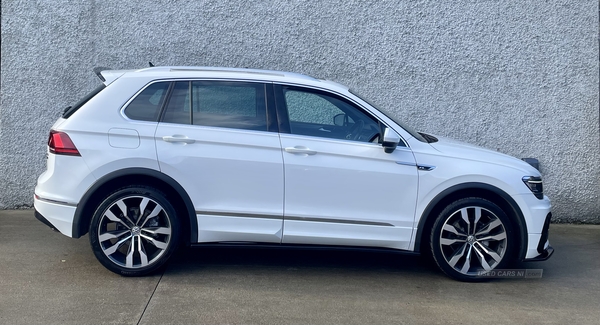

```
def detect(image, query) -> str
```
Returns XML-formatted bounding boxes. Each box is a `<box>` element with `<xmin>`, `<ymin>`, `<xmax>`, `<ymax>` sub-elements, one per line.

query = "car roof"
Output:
<box><xmin>96</xmin><ymin>66</ymin><xmax>350</xmax><ymax>92</ymax></box>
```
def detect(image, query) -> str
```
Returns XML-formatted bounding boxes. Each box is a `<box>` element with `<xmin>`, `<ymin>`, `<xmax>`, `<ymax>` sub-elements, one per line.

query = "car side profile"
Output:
<box><xmin>34</xmin><ymin>66</ymin><xmax>553</xmax><ymax>281</ymax></box>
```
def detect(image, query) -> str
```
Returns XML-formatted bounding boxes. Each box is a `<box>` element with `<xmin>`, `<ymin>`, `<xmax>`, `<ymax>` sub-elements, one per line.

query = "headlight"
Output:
<box><xmin>522</xmin><ymin>176</ymin><xmax>543</xmax><ymax>199</ymax></box>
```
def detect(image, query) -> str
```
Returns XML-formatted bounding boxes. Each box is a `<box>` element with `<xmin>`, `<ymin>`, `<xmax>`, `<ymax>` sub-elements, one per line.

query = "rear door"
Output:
<box><xmin>155</xmin><ymin>80</ymin><xmax>284</xmax><ymax>243</ymax></box>
<box><xmin>275</xmin><ymin>85</ymin><xmax>419</xmax><ymax>249</ymax></box>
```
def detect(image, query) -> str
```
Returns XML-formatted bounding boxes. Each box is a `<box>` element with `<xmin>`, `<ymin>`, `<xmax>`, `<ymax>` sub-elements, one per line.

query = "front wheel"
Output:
<box><xmin>89</xmin><ymin>186</ymin><xmax>180</xmax><ymax>276</ymax></box>
<box><xmin>430</xmin><ymin>197</ymin><xmax>515</xmax><ymax>282</ymax></box>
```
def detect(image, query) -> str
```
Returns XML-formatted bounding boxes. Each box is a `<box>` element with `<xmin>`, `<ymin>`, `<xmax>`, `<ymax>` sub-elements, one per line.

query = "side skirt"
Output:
<box><xmin>189</xmin><ymin>242</ymin><xmax>421</xmax><ymax>256</ymax></box>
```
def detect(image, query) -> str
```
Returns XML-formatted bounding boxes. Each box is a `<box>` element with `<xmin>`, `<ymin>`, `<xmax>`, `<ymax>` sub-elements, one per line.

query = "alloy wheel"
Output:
<box><xmin>97</xmin><ymin>196</ymin><xmax>172</xmax><ymax>269</ymax></box>
<box><xmin>439</xmin><ymin>206</ymin><xmax>508</xmax><ymax>276</ymax></box>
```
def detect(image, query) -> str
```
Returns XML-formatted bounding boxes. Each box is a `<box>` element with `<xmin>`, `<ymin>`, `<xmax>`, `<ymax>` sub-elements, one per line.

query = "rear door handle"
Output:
<box><xmin>284</xmin><ymin>146</ymin><xmax>317</xmax><ymax>155</ymax></box>
<box><xmin>162</xmin><ymin>135</ymin><xmax>195</xmax><ymax>144</ymax></box>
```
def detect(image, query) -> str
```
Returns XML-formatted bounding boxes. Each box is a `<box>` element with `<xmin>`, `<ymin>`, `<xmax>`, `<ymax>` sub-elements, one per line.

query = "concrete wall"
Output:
<box><xmin>1</xmin><ymin>0</ymin><xmax>598</xmax><ymax>222</ymax></box>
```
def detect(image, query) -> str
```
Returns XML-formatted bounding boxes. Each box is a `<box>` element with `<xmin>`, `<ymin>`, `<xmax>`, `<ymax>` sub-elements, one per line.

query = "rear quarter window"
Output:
<box><xmin>124</xmin><ymin>82</ymin><xmax>170</xmax><ymax>122</ymax></box>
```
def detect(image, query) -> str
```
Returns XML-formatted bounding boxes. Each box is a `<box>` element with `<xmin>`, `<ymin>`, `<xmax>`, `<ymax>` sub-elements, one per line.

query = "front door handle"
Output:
<box><xmin>284</xmin><ymin>146</ymin><xmax>317</xmax><ymax>155</ymax></box>
<box><xmin>162</xmin><ymin>135</ymin><xmax>195</xmax><ymax>144</ymax></box>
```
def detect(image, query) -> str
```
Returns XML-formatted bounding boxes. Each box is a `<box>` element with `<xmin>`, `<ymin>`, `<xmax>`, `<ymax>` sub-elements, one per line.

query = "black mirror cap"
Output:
<box><xmin>383</xmin><ymin>141</ymin><xmax>397</xmax><ymax>153</ymax></box>
<box><xmin>384</xmin><ymin>147</ymin><xmax>396</xmax><ymax>154</ymax></box>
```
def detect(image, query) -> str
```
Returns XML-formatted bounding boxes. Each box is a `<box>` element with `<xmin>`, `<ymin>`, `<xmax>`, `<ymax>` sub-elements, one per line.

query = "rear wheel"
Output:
<box><xmin>89</xmin><ymin>186</ymin><xmax>180</xmax><ymax>276</ymax></box>
<box><xmin>430</xmin><ymin>197</ymin><xmax>515</xmax><ymax>281</ymax></box>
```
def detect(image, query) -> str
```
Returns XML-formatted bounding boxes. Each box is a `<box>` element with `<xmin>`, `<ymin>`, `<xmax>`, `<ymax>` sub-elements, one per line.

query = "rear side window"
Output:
<box><xmin>62</xmin><ymin>84</ymin><xmax>106</xmax><ymax>118</ymax></box>
<box><xmin>124</xmin><ymin>82</ymin><xmax>170</xmax><ymax>122</ymax></box>
<box><xmin>162</xmin><ymin>80</ymin><xmax>267</xmax><ymax>131</ymax></box>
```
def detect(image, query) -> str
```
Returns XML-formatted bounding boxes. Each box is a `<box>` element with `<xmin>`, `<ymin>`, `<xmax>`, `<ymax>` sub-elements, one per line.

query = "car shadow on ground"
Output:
<box><xmin>165</xmin><ymin>244</ymin><xmax>441</xmax><ymax>278</ymax></box>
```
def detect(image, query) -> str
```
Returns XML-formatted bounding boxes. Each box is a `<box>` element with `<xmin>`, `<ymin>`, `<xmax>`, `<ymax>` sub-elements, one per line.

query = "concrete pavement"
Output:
<box><xmin>1</xmin><ymin>209</ymin><xmax>599</xmax><ymax>324</ymax></box>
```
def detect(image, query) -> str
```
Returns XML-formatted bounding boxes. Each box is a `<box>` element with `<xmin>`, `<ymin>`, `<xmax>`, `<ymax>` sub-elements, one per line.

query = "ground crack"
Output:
<box><xmin>136</xmin><ymin>270</ymin><xmax>165</xmax><ymax>325</ymax></box>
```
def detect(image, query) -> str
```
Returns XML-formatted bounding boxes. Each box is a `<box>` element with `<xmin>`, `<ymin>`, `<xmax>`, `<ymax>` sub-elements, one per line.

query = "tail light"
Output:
<box><xmin>48</xmin><ymin>130</ymin><xmax>80</xmax><ymax>156</ymax></box>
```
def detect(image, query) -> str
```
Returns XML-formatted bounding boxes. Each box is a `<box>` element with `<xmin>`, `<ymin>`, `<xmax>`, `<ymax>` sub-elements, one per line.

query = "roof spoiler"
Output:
<box><xmin>92</xmin><ymin>67</ymin><xmax>129</xmax><ymax>85</ymax></box>
<box><xmin>94</xmin><ymin>62</ymin><xmax>154</xmax><ymax>82</ymax></box>
<box><xmin>93</xmin><ymin>67</ymin><xmax>112</xmax><ymax>82</ymax></box>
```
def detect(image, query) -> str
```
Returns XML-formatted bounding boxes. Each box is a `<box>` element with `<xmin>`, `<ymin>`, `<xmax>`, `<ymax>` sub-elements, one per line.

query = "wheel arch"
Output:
<box><xmin>72</xmin><ymin>168</ymin><xmax>197</xmax><ymax>245</ymax></box>
<box><xmin>414</xmin><ymin>182</ymin><xmax>528</xmax><ymax>261</ymax></box>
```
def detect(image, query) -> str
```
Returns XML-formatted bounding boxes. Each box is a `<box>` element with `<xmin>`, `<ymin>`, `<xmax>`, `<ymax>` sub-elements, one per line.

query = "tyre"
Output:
<box><xmin>430</xmin><ymin>197</ymin><xmax>515</xmax><ymax>282</ymax></box>
<box><xmin>89</xmin><ymin>186</ymin><xmax>180</xmax><ymax>276</ymax></box>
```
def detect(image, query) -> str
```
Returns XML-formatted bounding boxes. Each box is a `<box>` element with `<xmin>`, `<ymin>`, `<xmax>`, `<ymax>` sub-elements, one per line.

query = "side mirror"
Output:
<box><xmin>382</xmin><ymin>127</ymin><xmax>400</xmax><ymax>153</ymax></box>
<box><xmin>333</xmin><ymin>113</ymin><xmax>346</xmax><ymax>126</ymax></box>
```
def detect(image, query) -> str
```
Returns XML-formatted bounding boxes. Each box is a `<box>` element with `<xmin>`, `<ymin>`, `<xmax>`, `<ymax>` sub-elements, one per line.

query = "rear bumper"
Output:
<box><xmin>33</xmin><ymin>194</ymin><xmax>76</xmax><ymax>237</ymax></box>
<box><xmin>34</xmin><ymin>209</ymin><xmax>58</xmax><ymax>231</ymax></box>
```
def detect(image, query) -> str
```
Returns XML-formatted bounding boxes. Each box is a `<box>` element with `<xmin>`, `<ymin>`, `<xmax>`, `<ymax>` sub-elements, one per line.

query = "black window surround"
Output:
<box><xmin>273</xmin><ymin>84</ymin><xmax>385</xmax><ymax>143</ymax></box>
<box><xmin>123</xmin><ymin>80</ymin><xmax>278</xmax><ymax>132</ymax></box>
<box><xmin>160</xmin><ymin>80</ymin><xmax>269</xmax><ymax>132</ymax></box>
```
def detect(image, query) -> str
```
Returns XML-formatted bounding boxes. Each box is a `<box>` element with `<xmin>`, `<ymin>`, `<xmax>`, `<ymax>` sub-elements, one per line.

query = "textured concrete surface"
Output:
<box><xmin>1</xmin><ymin>1</ymin><xmax>598</xmax><ymax>222</ymax></box>
<box><xmin>1</xmin><ymin>209</ymin><xmax>600</xmax><ymax>325</ymax></box>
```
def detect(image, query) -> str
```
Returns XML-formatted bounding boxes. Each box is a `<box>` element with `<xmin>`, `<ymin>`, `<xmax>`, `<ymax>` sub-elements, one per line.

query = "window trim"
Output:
<box><xmin>120</xmin><ymin>79</ymin><xmax>277</xmax><ymax>133</ymax></box>
<box><xmin>265</xmin><ymin>83</ymin><xmax>278</xmax><ymax>132</ymax></box>
<box><xmin>273</xmin><ymin>84</ymin><xmax>291</xmax><ymax>134</ymax></box>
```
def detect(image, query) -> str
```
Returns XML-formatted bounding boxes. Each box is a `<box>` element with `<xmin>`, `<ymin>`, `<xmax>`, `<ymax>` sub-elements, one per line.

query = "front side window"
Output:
<box><xmin>162</xmin><ymin>81</ymin><xmax>267</xmax><ymax>131</ymax></box>
<box><xmin>285</xmin><ymin>90</ymin><xmax>344</xmax><ymax>126</ymax></box>
<box><xmin>283</xmin><ymin>87</ymin><xmax>381</xmax><ymax>142</ymax></box>
<box><xmin>124</xmin><ymin>82</ymin><xmax>170</xmax><ymax>122</ymax></box>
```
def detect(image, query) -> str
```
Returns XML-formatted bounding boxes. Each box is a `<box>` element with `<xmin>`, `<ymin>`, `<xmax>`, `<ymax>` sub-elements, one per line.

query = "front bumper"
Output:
<box><xmin>524</xmin><ymin>212</ymin><xmax>553</xmax><ymax>261</ymax></box>
<box><xmin>525</xmin><ymin>245</ymin><xmax>554</xmax><ymax>262</ymax></box>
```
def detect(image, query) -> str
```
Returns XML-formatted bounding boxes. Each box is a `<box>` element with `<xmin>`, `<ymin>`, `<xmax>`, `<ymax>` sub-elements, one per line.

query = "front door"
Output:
<box><xmin>276</xmin><ymin>85</ymin><xmax>418</xmax><ymax>249</ymax></box>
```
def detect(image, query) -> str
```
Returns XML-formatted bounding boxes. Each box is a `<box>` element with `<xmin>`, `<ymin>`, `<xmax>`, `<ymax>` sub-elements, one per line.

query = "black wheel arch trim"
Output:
<box><xmin>72</xmin><ymin>168</ymin><xmax>197</xmax><ymax>244</ymax></box>
<box><xmin>414</xmin><ymin>182</ymin><xmax>528</xmax><ymax>261</ymax></box>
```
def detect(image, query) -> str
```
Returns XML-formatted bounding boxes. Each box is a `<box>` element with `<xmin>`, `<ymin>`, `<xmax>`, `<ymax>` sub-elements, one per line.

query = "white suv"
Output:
<box><xmin>34</xmin><ymin>66</ymin><xmax>553</xmax><ymax>281</ymax></box>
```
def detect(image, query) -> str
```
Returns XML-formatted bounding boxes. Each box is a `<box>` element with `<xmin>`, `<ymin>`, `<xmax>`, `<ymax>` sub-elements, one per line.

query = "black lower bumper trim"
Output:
<box><xmin>34</xmin><ymin>209</ymin><xmax>58</xmax><ymax>232</ymax></box>
<box><xmin>525</xmin><ymin>245</ymin><xmax>554</xmax><ymax>262</ymax></box>
<box><xmin>537</xmin><ymin>213</ymin><xmax>552</xmax><ymax>254</ymax></box>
